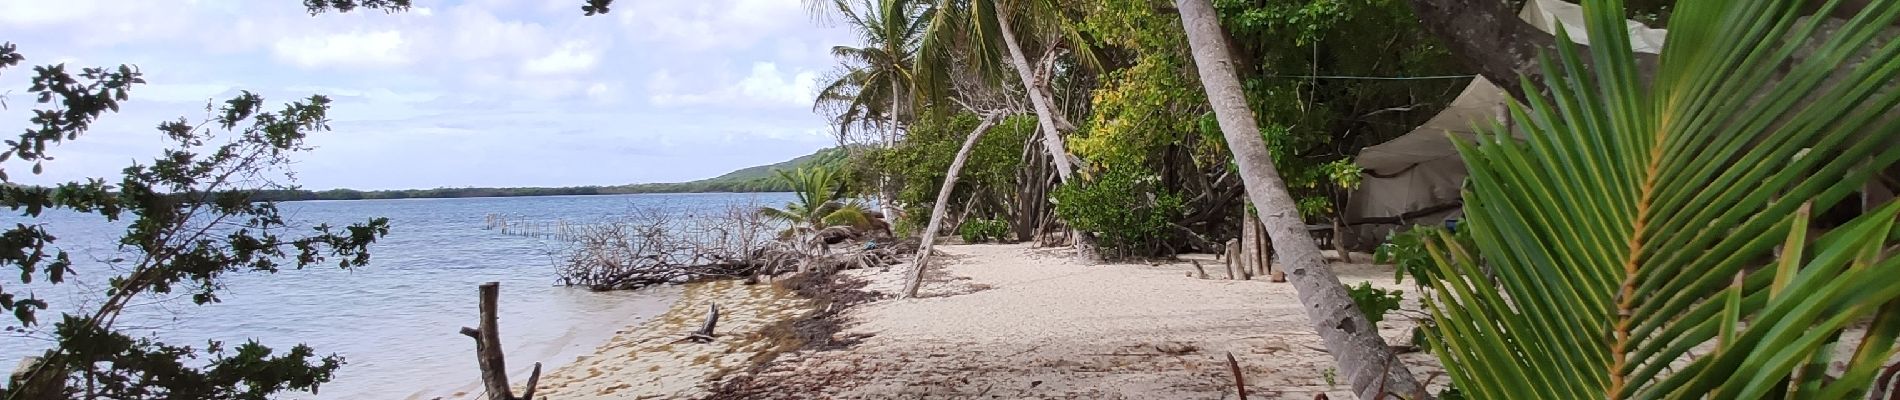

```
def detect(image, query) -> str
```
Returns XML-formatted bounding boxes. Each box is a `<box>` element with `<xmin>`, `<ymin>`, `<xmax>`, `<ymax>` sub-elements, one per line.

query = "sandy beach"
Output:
<box><xmin>534</xmin><ymin>242</ymin><xmax>1444</xmax><ymax>399</ymax></box>
<box><xmin>526</xmin><ymin>279</ymin><xmax>813</xmax><ymax>399</ymax></box>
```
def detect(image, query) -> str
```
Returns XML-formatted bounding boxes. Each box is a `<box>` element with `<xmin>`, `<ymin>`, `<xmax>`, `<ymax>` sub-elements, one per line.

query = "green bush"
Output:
<box><xmin>1346</xmin><ymin>281</ymin><xmax>1403</xmax><ymax>325</ymax></box>
<box><xmin>1374</xmin><ymin>224</ymin><xmax>1473</xmax><ymax>288</ymax></box>
<box><xmin>957</xmin><ymin>218</ymin><xmax>1011</xmax><ymax>243</ymax></box>
<box><xmin>1051</xmin><ymin>166</ymin><xmax>1185</xmax><ymax>259</ymax></box>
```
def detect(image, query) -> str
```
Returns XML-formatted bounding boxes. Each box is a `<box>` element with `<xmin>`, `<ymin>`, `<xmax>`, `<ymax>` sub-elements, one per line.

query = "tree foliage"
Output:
<box><xmin>872</xmin><ymin>111</ymin><xmax>1032</xmax><ymax>232</ymax></box>
<box><xmin>1077</xmin><ymin>0</ymin><xmax>1466</xmax><ymax>223</ymax></box>
<box><xmin>1051</xmin><ymin>166</ymin><xmax>1185</xmax><ymax>259</ymax></box>
<box><xmin>759</xmin><ymin>166</ymin><xmax>873</xmax><ymax>241</ymax></box>
<box><xmin>0</xmin><ymin>42</ymin><xmax>389</xmax><ymax>398</ymax></box>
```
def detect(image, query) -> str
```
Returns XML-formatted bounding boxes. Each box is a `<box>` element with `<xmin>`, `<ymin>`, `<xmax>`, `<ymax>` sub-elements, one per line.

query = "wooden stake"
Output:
<box><xmin>460</xmin><ymin>282</ymin><xmax>539</xmax><ymax>400</ymax></box>
<box><xmin>1227</xmin><ymin>352</ymin><xmax>1248</xmax><ymax>400</ymax></box>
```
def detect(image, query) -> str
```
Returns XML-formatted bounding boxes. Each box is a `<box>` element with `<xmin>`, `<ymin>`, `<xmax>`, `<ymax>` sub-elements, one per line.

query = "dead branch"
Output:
<box><xmin>460</xmin><ymin>282</ymin><xmax>540</xmax><ymax>400</ymax></box>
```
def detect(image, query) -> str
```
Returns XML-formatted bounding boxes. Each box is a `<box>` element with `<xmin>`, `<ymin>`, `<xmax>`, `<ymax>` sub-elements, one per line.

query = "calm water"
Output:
<box><xmin>0</xmin><ymin>192</ymin><xmax>792</xmax><ymax>399</ymax></box>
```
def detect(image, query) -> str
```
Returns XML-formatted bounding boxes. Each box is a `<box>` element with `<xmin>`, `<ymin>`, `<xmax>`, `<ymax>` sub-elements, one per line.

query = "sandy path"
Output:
<box><xmin>726</xmin><ymin>243</ymin><xmax>1445</xmax><ymax>399</ymax></box>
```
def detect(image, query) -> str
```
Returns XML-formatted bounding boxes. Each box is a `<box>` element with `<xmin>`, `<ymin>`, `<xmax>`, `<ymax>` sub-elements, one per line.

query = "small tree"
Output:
<box><xmin>0</xmin><ymin>1</ymin><xmax>418</xmax><ymax>395</ymax></box>
<box><xmin>758</xmin><ymin>166</ymin><xmax>873</xmax><ymax>258</ymax></box>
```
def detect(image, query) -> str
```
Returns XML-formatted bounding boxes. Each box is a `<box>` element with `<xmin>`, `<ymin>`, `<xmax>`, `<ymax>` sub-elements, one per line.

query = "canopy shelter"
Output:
<box><xmin>1342</xmin><ymin>0</ymin><xmax>1668</xmax><ymax>244</ymax></box>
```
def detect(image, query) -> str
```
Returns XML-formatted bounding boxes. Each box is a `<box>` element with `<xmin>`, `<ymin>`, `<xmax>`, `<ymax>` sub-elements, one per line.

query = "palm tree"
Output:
<box><xmin>759</xmin><ymin>166</ymin><xmax>874</xmax><ymax>259</ymax></box>
<box><xmin>1414</xmin><ymin>0</ymin><xmax>1900</xmax><ymax>397</ymax></box>
<box><xmin>814</xmin><ymin>0</ymin><xmax>928</xmax><ymax>147</ymax></box>
<box><xmin>813</xmin><ymin>0</ymin><xmax>929</xmax><ymax>218</ymax></box>
<box><xmin>911</xmin><ymin>0</ymin><xmax>1096</xmax><ymax>184</ymax></box>
<box><xmin>1172</xmin><ymin>0</ymin><xmax>1425</xmax><ymax>397</ymax></box>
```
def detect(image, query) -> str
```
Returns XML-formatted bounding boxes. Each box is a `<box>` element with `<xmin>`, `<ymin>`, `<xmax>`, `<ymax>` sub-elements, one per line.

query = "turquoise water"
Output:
<box><xmin>0</xmin><ymin>192</ymin><xmax>792</xmax><ymax>399</ymax></box>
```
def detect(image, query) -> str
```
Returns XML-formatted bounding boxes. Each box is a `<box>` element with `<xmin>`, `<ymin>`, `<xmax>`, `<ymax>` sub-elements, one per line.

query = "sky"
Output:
<box><xmin>0</xmin><ymin>0</ymin><xmax>854</xmax><ymax>190</ymax></box>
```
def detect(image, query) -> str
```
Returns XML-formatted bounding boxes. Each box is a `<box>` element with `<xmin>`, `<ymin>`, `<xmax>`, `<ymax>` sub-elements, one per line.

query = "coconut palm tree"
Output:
<box><xmin>814</xmin><ymin>0</ymin><xmax>929</xmax><ymax>219</ymax></box>
<box><xmin>1187</xmin><ymin>0</ymin><xmax>1900</xmax><ymax>396</ymax></box>
<box><xmin>911</xmin><ymin>0</ymin><xmax>1096</xmax><ymax>184</ymax></box>
<box><xmin>1172</xmin><ymin>0</ymin><xmax>1425</xmax><ymax>396</ymax></box>
<box><xmin>1413</xmin><ymin>0</ymin><xmax>1900</xmax><ymax>396</ymax></box>
<box><xmin>759</xmin><ymin>166</ymin><xmax>874</xmax><ymax>258</ymax></box>
<box><xmin>814</xmin><ymin>0</ymin><xmax>928</xmax><ymax>147</ymax></box>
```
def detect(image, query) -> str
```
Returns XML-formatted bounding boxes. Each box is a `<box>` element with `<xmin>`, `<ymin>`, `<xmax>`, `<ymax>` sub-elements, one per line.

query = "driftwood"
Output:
<box><xmin>460</xmin><ymin>282</ymin><xmax>541</xmax><ymax>400</ymax></box>
<box><xmin>1191</xmin><ymin>260</ymin><xmax>1209</xmax><ymax>279</ymax></box>
<box><xmin>684</xmin><ymin>304</ymin><xmax>720</xmax><ymax>343</ymax></box>
<box><xmin>1227</xmin><ymin>352</ymin><xmax>1248</xmax><ymax>400</ymax></box>
<box><xmin>1222</xmin><ymin>239</ymin><xmax>1241</xmax><ymax>280</ymax></box>
<box><xmin>556</xmin><ymin>205</ymin><xmax>909</xmax><ymax>291</ymax></box>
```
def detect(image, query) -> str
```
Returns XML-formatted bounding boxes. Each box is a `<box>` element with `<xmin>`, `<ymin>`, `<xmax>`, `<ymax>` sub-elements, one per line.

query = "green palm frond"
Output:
<box><xmin>1425</xmin><ymin>0</ymin><xmax>1900</xmax><ymax>399</ymax></box>
<box><xmin>821</xmin><ymin>201</ymin><xmax>873</xmax><ymax>229</ymax></box>
<box><xmin>757</xmin><ymin>206</ymin><xmax>804</xmax><ymax>225</ymax></box>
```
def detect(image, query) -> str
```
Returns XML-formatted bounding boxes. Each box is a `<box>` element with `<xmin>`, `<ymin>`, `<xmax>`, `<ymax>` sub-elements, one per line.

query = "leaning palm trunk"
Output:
<box><xmin>903</xmin><ymin>112</ymin><xmax>1006</xmax><ymax>298</ymax></box>
<box><xmin>1174</xmin><ymin>0</ymin><xmax>1427</xmax><ymax>397</ymax></box>
<box><xmin>1420</xmin><ymin>0</ymin><xmax>1900</xmax><ymax>398</ymax></box>
<box><xmin>993</xmin><ymin>6</ymin><xmax>1074</xmax><ymax>183</ymax></box>
<box><xmin>993</xmin><ymin>5</ymin><xmax>1104</xmax><ymax>262</ymax></box>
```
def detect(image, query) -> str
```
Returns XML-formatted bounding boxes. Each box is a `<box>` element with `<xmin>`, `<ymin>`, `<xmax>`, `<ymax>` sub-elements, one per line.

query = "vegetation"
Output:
<box><xmin>1050</xmin><ymin>166</ymin><xmax>1186</xmax><ymax>259</ymax></box>
<box><xmin>1374</xmin><ymin>224</ymin><xmax>1472</xmax><ymax>288</ymax></box>
<box><xmin>1421</xmin><ymin>0</ymin><xmax>1900</xmax><ymax>398</ymax></box>
<box><xmin>758</xmin><ymin>166</ymin><xmax>874</xmax><ymax>249</ymax></box>
<box><xmin>0</xmin><ymin>14</ymin><xmax>391</xmax><ymax>399</ymax></box>
<box><xmin>1344</xmin><ymin>282</ymin><xmax>1403</xmax><ymax>326</ymax></box>
<box><xmin>870</xmin><ymin>112</ymin><xmax>1033</xmax><ymax>233</ymax></box>
<box><xmin>956</xmin><ymin>218</ymin><xmax>1009</xmax><ymax>243</ymax></box>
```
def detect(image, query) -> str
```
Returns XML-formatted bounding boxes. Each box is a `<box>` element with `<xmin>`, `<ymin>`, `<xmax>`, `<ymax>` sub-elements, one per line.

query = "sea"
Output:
<box><xmin>0</xmin><ymin>192</ymin><xmax>793</xmax><ymax>399</ymax></box>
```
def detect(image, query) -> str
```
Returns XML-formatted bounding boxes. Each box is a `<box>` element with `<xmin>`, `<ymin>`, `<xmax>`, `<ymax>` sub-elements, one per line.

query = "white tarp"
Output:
<box><xmin>1344</xmin><ymin>0</ymin><xmax>1667</xmax><ymax>231</ymax></box>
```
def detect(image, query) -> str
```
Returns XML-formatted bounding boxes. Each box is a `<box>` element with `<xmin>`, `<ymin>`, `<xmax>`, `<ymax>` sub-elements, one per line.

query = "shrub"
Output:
<box><xmin>1051</xmin><ymin>166</ymin><xmax>1185</xmax><ymax>259</ymax></box>
<box><xmin>1345</xmin><ymin>282</ymin><xmax>1403</xmax><ymax>325</ymax></box>
<box><xmin>957</xmin><ymin>218</ymin><xmax>1010</xmax><ymax>243</ymax></box>
<box><xmin>1373</xmin><ymin>224</ymin><xmax>1473</xmax><ymax>288</ymax></box>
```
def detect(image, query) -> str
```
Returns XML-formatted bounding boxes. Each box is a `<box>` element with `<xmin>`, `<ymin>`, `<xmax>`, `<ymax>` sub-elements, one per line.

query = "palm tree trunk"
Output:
<box><xmin>902</xmin><ymin>112</ymin><xmax>1005</xmax><ymax>298</ymax></box>
<box><xmin>1173</xmin><ymin>0</ymin><xmax>1427</xmax><ymax>398</ymax></box>
<box><xmin>883</xmin><ymin>75</ymin><xmax>903</xmax><ymax>219</ymax></box>
<box><xmin>994</xmin><ymin>7</ymin><xmax>1075</xmax><ymax>183</ymax></box>
<box><xmin>993</xmin><ymin>5</ymin><xmax>1103</xmax><ymax>263</ymax></box>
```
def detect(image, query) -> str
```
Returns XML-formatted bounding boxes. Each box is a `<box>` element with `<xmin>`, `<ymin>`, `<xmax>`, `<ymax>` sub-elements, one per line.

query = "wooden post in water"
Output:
<box><xmin>460</xmin><ymin>282</ymin><xmax>541</xmax><ymax>400</ymax></box>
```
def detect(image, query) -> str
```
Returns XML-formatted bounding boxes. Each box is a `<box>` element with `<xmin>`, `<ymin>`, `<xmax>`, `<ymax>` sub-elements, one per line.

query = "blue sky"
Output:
<box><xmin>0</xmin><ymin>0</ymin><xmax>852</xmax><ymax>190</ymax></box>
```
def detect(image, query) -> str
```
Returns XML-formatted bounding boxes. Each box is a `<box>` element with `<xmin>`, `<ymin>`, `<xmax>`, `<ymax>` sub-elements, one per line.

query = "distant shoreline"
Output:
<box><xmin>249</xmin><ymin>187</ymin><xmax>794</xmax><ymax>202</ymax></box>
<box><xmin>258</xmin><ymin>147</ymin><xmax>851</xmax><ymax>202</ymax></box>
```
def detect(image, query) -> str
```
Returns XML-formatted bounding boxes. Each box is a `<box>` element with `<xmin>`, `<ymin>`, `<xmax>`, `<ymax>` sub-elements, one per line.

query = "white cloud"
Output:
<box><xmin>272</xmin><ymin>30</ymin><xmax>412</xmax><ymax>69</ymax></box>
<box><xmin>0</xmin><ymin>0</ymin><xmax>846</xmax><ymax>189</ymax></box>
<box><xmin>522</xmin><ymin>42</ymin><xmax>603</xmax><ymax>76</ymax></box>
<box><xmin>649</xmin><ymin>62</ymin><xmax>817</xmax><ymax>108</ymax></box>
<box><xmin>736</xmin><ymin>62</ymin><xmax>819</xmax><ymax>105</ymax></box>
<box><xmin>616</xmin><ymin>0</ymin><xmax>808</xmax><ymax>51</ymax></box>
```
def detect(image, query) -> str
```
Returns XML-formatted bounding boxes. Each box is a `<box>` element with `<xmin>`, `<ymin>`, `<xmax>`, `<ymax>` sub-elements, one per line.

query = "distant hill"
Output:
<box><xmin>251</xmin><ymin>147</ymin><xmax>852</xmax><ymax>201</ymax></box>
<box><xmin>615</xmin><ymin>147</ymin><xmax>850</xmax><ymax>193</ymax></box>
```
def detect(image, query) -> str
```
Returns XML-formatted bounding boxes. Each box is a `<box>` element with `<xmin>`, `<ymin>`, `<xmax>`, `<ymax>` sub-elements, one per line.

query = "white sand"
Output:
<box><xmin>735</xmin><ymin>243</ymin><xmax>1446</xmax><ymax>399</ymax></box>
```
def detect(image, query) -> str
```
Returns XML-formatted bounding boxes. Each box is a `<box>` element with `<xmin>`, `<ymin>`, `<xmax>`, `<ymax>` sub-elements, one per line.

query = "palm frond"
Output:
<box><xmin>757</xmin><ymin>206</ymin><xmax>804</xmax><ymax>225</ymax></box>
<box><xmin>822</xmin><ymin>202</ymin><xmax>873</xmax><ymax>229</ymax></box>
<box><xmin>1425</xmin><ymin>0</ymin><xmax>1900</xmax><ymax>399</ymax></box>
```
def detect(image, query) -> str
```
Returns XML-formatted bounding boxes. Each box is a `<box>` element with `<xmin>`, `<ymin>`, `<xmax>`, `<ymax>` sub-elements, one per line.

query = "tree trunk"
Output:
<box><xmin>994</xmin><ymin>8</ymin><xmax>1075</xmax><ymax>183</ymax></box>
<box><xmin>1402</xmin><ymin>0</ymin><xmax>1660</xmax><ymax>104</ymax></box>
<box><xmin>1174</xmin><ymin>0</ymin><xmax>1427</xmax><ymax>398</ymax></box>
<box><xmin>460</xmin><ymin>282</ymin><xmax>542</xmax><ymax>400</ymax></box>
<box><xmin>993</xmin><ymin>4</ymin><xmax>1103</xmax><ymax>264</ymax></box>
<box><xmin>1241</xmin><ymin>205</ymin><xmax>1260</xmax><ymax>278</ymax></box>
<box><xmin>903</xmin><ymin>113</ymin><xmax>1007</xmax><ymax>298</ymax></box>
<box><xmin>884</xmin><ymin>76</ymin><xmax>903</xmax><ymax>219</ymax></box>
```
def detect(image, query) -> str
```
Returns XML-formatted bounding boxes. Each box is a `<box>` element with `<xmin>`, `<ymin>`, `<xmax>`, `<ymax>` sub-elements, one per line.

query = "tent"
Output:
<box><xmin>1342</xmin><ymin>0</ymin><xmax>1668</xmax><ymax>244</ymax></box>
